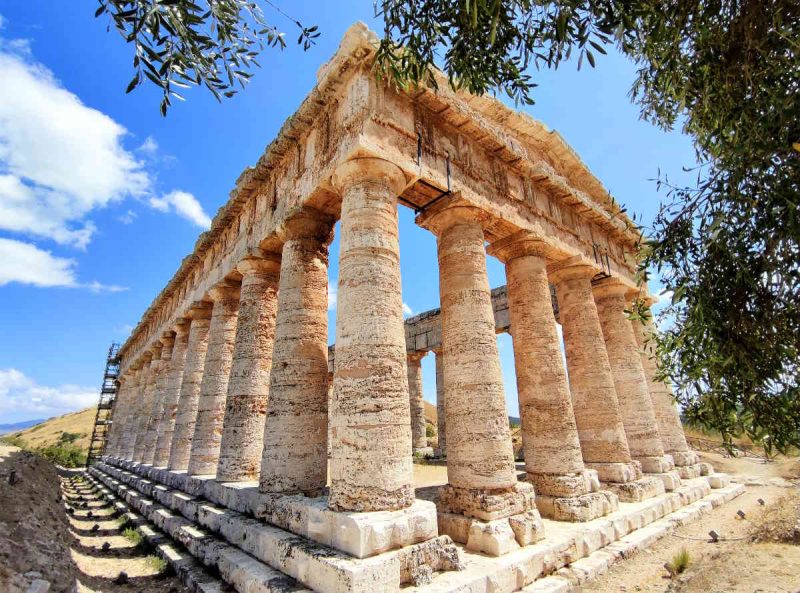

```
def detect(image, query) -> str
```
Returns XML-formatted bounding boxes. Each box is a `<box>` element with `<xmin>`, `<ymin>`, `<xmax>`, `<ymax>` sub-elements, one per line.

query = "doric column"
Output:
<box><xmin>133</xmin><ymin>346</ymin><xmax>161</xmax><ymax>463</ymax></box>
<box><xmin>188</xmin><ymin>282</ymin><xmax>241</xmax><ymax>476</ymax></box>
<box><xmin>417</xmin><ymin>199</ymin><xmax>539</xmax><ymax>536</ymax></box>
<box><xmin>630</xmin><ymin>312</ymin><xmax>699</xmax><ymax>469</ymax></box>
<box><xmin>551</xmin><ymin>259</ymin><xmax>663</xmax><ymax>502</ymax></box>
<box><xmin>433</xmin><ymin>348</ymin><xmax>446</xmax><ymax>457</ymax></box>
<box><xmin>488</xmin><ymin>234</ymin><xmax>616</xmax><ymax>521</ymax></box>
<box><xmin>153</xmin><ymin>319</ymin><xmax>190</xmax><ymax>467</ymax></box>
<box><xmin>168</xmin><ymin>302</ymin><xmax>213</xmax><ymax>471</ymax></box>
<box><xmin>259</xmin><ymin>213</ymin><xmax>332</xmax><ymax>494</ymax></box>
<box><xmin>593</xmin><ymin>280</ymin><xmax>674</xmax><ymax>477</ymax></box>
<box><xmin>118</xmin><ymin>365</ymin><xmax>143</xmax><ymax>460</ymax></box>
<box><xmin>407</xmin><ymin>351</ymin><xmax>428</xmax><ymax>453</ymax></box>
<box><xmin>217</xmin><ymin>251</ymin><xmax>281</xmax><ymax>483</ymax></box>
<box><xmin>328</xmin><ymin>158</ymin><xmax>414</xmax><ymax>512</ymax></box>
<box><xmin>106</xmin><ymin>376</ymin><xmax>128</xmax><ymax>457</ymax></box>
<box><xmin>141</xmin><ymin>333</ymin><xmax>175</xmax><ymax>465</ymax></box>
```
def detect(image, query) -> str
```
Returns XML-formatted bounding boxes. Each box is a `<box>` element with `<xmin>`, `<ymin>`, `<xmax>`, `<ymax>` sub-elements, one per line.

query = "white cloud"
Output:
<box><xmin>0</xmin><ymin>237</ymin><xmax>126</xmax><ymax>291</ymax></box>
<box><xmin>0</xmin><ymin>14</ymin><xmax>6</xmax><ymax>30</ymax></box>
<box><xmin>0</xmin><ymin>368</ymin><xmax>97</xmax><ymax>420</ymax></box>
<box><xmin>149</xmin><ymin>190</ymin><xmax>211</xmax><ymax>229</ymax></box>
<box><xmin>118</xmin><ymin>209</ymin><xmax>137</xmax><ymax>224</ymax></box>
<box><xmin>0</xmin><ymin>47</ymin><xmax>150</xmax><ymax>249</ymax></box>
<box><xmin>138</xmin><ymin>136</ymin><xmax>158</xmax><ymax>154</ymax></box>
<box><xmin>328</xmin><ymin>281</ymin><xmax>337</xmax><ymax>311</ymax></box>
<box><xmin>403</xmin><ymin>302</ymin><xmax>413</xmax><ymax>317</ymax></box>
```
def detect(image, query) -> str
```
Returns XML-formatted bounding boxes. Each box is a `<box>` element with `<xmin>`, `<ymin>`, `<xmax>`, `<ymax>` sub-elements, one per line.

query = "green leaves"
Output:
<box><xmin>95</xmin><ymin>0</ymin><xmax>318</xmax><ymax>114</ymax></box>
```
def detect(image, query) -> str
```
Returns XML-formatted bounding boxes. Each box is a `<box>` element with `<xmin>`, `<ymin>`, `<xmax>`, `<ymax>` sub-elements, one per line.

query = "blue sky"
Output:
<box><xmin>0</xmin><ymin>2</ymin><xmax>695</xmax><ymax>423</ymax></box>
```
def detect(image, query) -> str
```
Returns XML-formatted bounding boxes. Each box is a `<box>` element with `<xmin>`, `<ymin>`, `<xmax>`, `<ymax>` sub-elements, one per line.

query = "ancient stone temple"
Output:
<box><xmin>95</xmin><ymin>23</ymin><xmax>735</xmax><ymax>593</ymax></box>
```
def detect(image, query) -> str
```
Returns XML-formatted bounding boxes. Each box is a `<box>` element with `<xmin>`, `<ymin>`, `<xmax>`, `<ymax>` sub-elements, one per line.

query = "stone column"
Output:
<box><xmin>133</xmin><ymin>346</ymin><xmax>161</xmax><ymax>463</ymax></box>
<box><xmin>551</xmin><ymin>259</ymin><xmax>662</xmax><ymax>502</ymax></box>
<box><xmin>188</xmin><ymin>282</ymin><xmax>241</xmax><ymax>476</ymax></box>
<box><xmin>433</xmin><ymin>348</ymin><xmax>446</xmax><ymax>457</ymax></box>
<box><xmin>153</xmin><ymin>319</ymin><xmax>190</xmax><ymax>467</ymax></box>
<box><xmin>217</xmin><ymin>252</ymin><xmax>281</xmax><ymax>483</ymax></box>
<box><xmin>630</xmin><ymin>312</ymin><xmax>700</xmax><ymax>474</ymax></box>
<box><xmin>488</xmin><ymin>234</ymin><xmax>616</xmax><ymax>521</ymax></box>
<box><xmin>259</xmin><ymin>214</ymin><xmax>332</xmax><ymax>494</ymax></box>
<box><xmin>141</xmin><ymin>334</ymin><xmax>175</xmax><ymax>465</ymax></box>
<box><xmin>328</xmin><ymin>158</ymin><xmax>414</xmax><ymax>512</ymax></box>
<box><xmin>118</xmin><ymin>365</ymin><xmax>143</xmax><ymax>460</ymax></box>
<box><xmin>417</xmin><ymin>199</ymin><xmax>542</xmax><ymax>552</ymax></box>
<box><xmin>594</xmin><ymin>280</ymin><xmax>676</xmax><ymax>483</ymax></box>
<box><xmin>168</xmin><ymin>302</ymin><xmax>213</xmax><ymax>471</ymax></box>
<box><xmin>407</xmin><ymin>352</ymin><xmax>429</xmax><ymax>453</ymax></box>
<box><xmin>106</xmin><ymin>376</ymin><xmax>128</xmax><ymax>457</ymax></box>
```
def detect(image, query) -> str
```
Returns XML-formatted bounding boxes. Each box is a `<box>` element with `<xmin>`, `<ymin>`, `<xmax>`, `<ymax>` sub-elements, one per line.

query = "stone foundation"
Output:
<box><xmin>602</xmin><ymin>476</ymin><xmax>665</xmax><ymax>503</ymax></box>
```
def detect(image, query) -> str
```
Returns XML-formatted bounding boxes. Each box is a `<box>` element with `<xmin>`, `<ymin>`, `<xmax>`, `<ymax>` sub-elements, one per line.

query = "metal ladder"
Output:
<box><xmin>86</xmin><ymin>343</ymin><xmax>121</xmax><ymax>466</ymax></box>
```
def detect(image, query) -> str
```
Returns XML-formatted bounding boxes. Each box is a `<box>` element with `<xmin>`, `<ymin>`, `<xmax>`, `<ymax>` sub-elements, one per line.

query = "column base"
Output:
<box><xmin>535</xmin><ymin>491</ymin><xmax>619</xmax><ymax>522</ymax></box>
<box><xmin>648</xmin><ymin>469</ymin><xmax>682</xmax><ymax>491</ymax></box>
<box><xmin>602</xmin><ymin>476</ymin><xmax>665</xmax><ymax>503</ymax></box>
<box><xmin>671</xmin><ymin>450</ymin><xmax>700</xmax><ymax>466</ymax></box>
<box><xmin>438</xmin><ymin>510</ymin><xmax>545</xmax><ymax>556</ymax></box>
<box><xmin>584</xmin><ymin>461</ymin><xmax>641</xmax><ymax>483</ymax></box>
<box><xmin>436</xmin><ymin>481</ymin><xmax>536</xmax><ymax>521</ymax></box>
<box><xmin>635</xmin><ymin>455</ymin><xmax>675</xmax><ymax>474</ymax></box>
<box><xmin>707</xmin><ymin>472</ymin><xmax>731</xmax><ymax>489</ymax></box>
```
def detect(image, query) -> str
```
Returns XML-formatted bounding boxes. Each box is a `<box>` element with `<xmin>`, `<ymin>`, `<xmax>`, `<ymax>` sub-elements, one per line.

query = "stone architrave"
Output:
<box><xmin>551</xmin><ymin>259</ymin><xmax>663</xmax><ymax>502</ymax></box>
<box><xmin>488</xmin><ymin>233</ymin><xmax>616</xmax><ymax>521</ymax></box>
<box><xmin>417</xmin><ymin>198</ymin><xmax>542</xmax><ymax>553</ymax></box>
<box><xmin>407</xmin><ymin>351</ymin><xmax>428</xmax><ymax>453</ymax></box>
<box><xmin>630</xmin><ymin>311</ymin><xmax>700</xmax><ymax>471</ymax></box>
<box><xmin>133</xmin><ymin>347</ymin><xmax>161</xmax><ymax>463</ymax></box>
<box><xmin>328</xmin><ymin>158</ymin><xmax>414</xmax><ymax>512</ymax></box>
<box><xmin>188</xmin><ymin>282</ymin><xmax>241</xmax><ymax>476</ymax></box>
<box><xmin>259</xmin><ymin>213</ymin><xmax>332</xmax><ymax>494</ymax></box>
<box><xmin>593</xmin><ymin>280</ymin><xmax>676</xmax><ymax>483</ymax></box>
<box><xmin>217</xmin><ymin>252</ymin><xmax>281</xmax><ymax>483</ymax></box>
<box><xmin>153</xmin><ymin>319</ymin><xmax>190</xmax><ymax>467</ymax></box>
<box><xmin>433</xmin><ymin>348</ymin><xmax>446</xmax><ymax>457</ymax></box>
<box><xmin>141</xmin><ymin>334</ymin><xmax>176</xmax><ymax>465</ymax></box>
<box><xmin>168</xmin><ymin>302</ymin><xmax>213</xmax><ymax>471</ymax></box>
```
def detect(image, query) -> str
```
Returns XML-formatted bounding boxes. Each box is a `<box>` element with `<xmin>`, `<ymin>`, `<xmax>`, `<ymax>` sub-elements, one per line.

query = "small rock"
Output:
<box><xmin>114</xmin><ymin>572</ymin><xmax>128</xmax><ymax>585</ymax></box>
<box><xmin>26</xmin><ymin>579</ymin><xmax>50</xmax><ymax>593</ymax></box>
<box><xmin>102</xmin><ymin>542</ymin><xmax>111</xmax><ymax>551</ymax></box>
<box><xmin>23</xmin><ymin>571</ymin><xmax>43</xmax><ymax>579</ymax></box>
<box><xmin>91</xmin><ymin>524</ymin><xmax>99</xmax><ymax>532</ymax></box>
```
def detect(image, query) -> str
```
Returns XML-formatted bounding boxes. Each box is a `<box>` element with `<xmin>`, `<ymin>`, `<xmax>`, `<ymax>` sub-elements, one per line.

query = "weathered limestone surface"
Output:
<box><xmin>168</xmin><ymin>303</ymin><xmax>212</xmax><ymax>471</ymax></box>
<box><xmin>133</xmin><ymin>349</ymin><xmax>160</xmax><ymax>463</ymax></box>
<box><xmin>106</xmin><ymin>376</ymin><xmax>129</xmax><ymax>457</ymax></box>
<box><xmin>188</xmin><ymin>282</ymin><xmax>241</xmax><ymax>476</ymax></box>
<box><xmin>118</xmin><ymin>366</ymin><xmax>143</xmax><ymax>460</ymax></box>
<box><xmin>153</xmin><ymin>319</ymin><xmax>190</xmax><ymax>467</ymax></box>
<box><xmin>593</xmin><ymin>281</ymin><xmax>671</xmax><ymax>475</ymax></box>
<box><xmin>259</xmin><ymin>212</ymin><xmax>332</xmax><ymax>494</ymax></box>
<box><xmin>217</xmin><ymin>253</ymin><xmax>281</xmax><ymax>483</ymax></box>
<box><xmin>329</xmin><ymin>158</ymin><xmax>414</xmax><ymax>512</ymax></box>
<box><xmin>407</xmin><ymin>352</ymin><xmax>428</xmax><ymax>452</ymax></box>
<box><xmin>141</xmin><ymin>334</ymin><xmax>175</xmax><ymax>465</ymax></box>
<box><xmin>434</xmin><ymin>349</ymin><xmax>446</xmax><ymax>457</ymax></box>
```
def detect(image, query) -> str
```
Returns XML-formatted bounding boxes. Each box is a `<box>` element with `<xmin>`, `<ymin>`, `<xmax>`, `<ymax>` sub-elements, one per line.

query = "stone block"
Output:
<box><xmin>676</xmin><ymin>463</ymin><xmax>702</xmax><ymax>479</ymax></box>
<box><xmin>466</xmin><ymin>519</ymin><xmax>520</xmax><ymax>556</ymax></box>
<box><xmin>584</xmin><ymin>461</ymin><xmax>640</xmax><ymax>483</ymax></box>
<box><xmin>699</xmin><ymin>462</ymin><xmax>714</xmax><ymax>476</ymax></box>
<box><xmin>602</xmin><ymin>476</ymin><xmax>664</xmax><ymax>503</ymax></box>
<box><xmin>672</xmin><ymin>450</ymin><xmax>700</xmax><ymax>466</ymax></box>
<box><xmin>707</xmin><ymin>473</ymin><xmax>731</xmax><ymax>489</ymax></box>
<box><xmin>535</xmin><ymin>491</ymin><xmax>617</xmax><ymax>522</ymax></box>
<box><xmin>509</xmin><ymin>511</ymin><xmax>545</xmax><ymax>545</ymax></box>
<box><xmin>648</xmin><ymin>470</ymin><xmax>682</xmax><ymax>492</ymax></box>
<box><xmin>436</xmin><ymin>481</ymin><xmax>536</xmax><ymax>521</ymax></box>
<box><xmin>637</xmin><ymin>456</ymin><xmax>675</xmax><ymax>473</ymax></box>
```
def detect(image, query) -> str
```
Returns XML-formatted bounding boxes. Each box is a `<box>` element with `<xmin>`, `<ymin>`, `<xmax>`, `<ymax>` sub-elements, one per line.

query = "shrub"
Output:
<box><xmin>122</xmin><ymin>527</ymin><xmax>143</xmax><ymax>546</ymax></box>
<box><xmin>37</xmin><ymin>443</ymin><xmax>87</xmax><ymax>468</ymax></box>
<box><xmin>146</xmin><ymin>555</ymin><xmax>168</xmax><ymax>574</ymax></box>
<box><xmin>666</xmin><ymin>548</ymin><xmax>691</xmax><ymax>577</ymax></box>
<box><xmin>58</xmin><ymin>431</ymin><xmax>82</xmax><ymax>444</ymax></box>
<box><xmin>425</xmin><ymin>424</ymin><xmax>436</xmax><ymax>438</ymax></box>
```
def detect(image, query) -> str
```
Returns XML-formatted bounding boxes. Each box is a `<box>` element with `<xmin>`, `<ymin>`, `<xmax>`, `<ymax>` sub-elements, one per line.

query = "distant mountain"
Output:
<box><xmin>0</xmin><ymin>418</ymin><xmax>46</xmax><ymax>435</ymax></box>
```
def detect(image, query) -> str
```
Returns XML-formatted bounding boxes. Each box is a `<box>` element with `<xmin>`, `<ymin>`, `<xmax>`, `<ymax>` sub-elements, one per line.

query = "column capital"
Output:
<box><xmin>415</xmin><ymin>192</ymin><xmax>491</xmax><ymax>236</ymax></box>
<box><xmin>278</xmin><ymin>207</ymin><xmax>335</xmax><ymax>243</ymax></box>
<box><xmin>186</xmin><ymin>300</ymin><xmax>213</xmax><ymax>320</ymax></box>
<box><xmin>331</xmin><ymin>157</ymin><xmax>406</xmax><ymax>196</ymax></box>
<box><xmin>591</xmin><ymin>277</ymin><xmax>630</xmax><ymax>301</ymax></box>
<box><xmin>487</xmin><ymin>230</ymin><xmax>554</xmax><ymax>263</ymax></box>
<box><xmin>236</xmin><ymin>250</ymin><xmax>281</xmax><ymax>277</ymax></box>
<box><xmin>547</xmin><ymin>255</ymin><xmax>603</xmax><ymax>284</ymax></box>
<box><xmin>207</xmin><ymin>281</ymin><xmax>241</xmax><ymax>303</ymax></box>
<box><xmin>159</xmin><ymin>332</ymin><xmax>176</xmax><ymax>350</ymax></box>
<box><xmin>173</xmin><ymin>318</ymin><xmax>191</xmax><ymax>337</ymax></box>
<box><xmin>150</xmin><ymin>342</ymin><xmax>164</xmax><ymax>360</ymax></box>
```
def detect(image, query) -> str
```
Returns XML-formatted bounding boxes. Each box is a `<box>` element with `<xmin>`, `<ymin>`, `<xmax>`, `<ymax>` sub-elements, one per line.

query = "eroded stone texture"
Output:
<box><xmin>407</xmin><ymin>352</ymin><xmax>428</xmax><ymax>452</ymax></box>
<box><xmin>141</xmin><ymin>334</ymin><xmax>175</xmax><ymax>465</ymax></box>
<box><xmin>153</xmin><ymin>319</ymin><xmax>190</xmax><ymax>467</ymax></box>
<box><xmin>117</xmin><ymin>366</ymin><xmax>143</xmax><ymax>460</ymax></box>
<box><xmin>630</xmin><ymin>314</ymin><xmax>694</xmax><ymax>463</ymax></box>
<box><xmin>593</xmin><ymin>280</ymin><xmax>671</xmax><ymax>475</ymax></box>
<box><xmin>217</xmin><ymin>252</ymin><xmax>281</xmax><ymax>483</ymax></box>
<box><xmin>328</xmin><ymin>158</ymin><xmax>414</xmax><ymax>512</ymax></box>
<box><xmin>259</xmin><ymin>213</ymin><xmax>332</xmax><ymax>494</ymax></box>
<box><xmin>106</xmin><ymin>376</ymin><xmax>130</xmax><ymax>457</ymax></box>
<box><xmin>168</xmin><ymin>303</ymin><xmax>213</xmax><ymax>471</ymax></box>
<box><xmin>434</xmin><ymin>348</ymin><xmax>446</xmax><ymax>457</ymax></box>
<box><xmin>418</xmin><ymin>200</ymin><xmax>533</xmax><ymax>529</ymax></box>
<box><xmin>550</xmin><ymin>260</ymin><xmax>637</xmax><ymax>482</ymax></box>
<box><xmin>188</xmin><ymin>282</ymin><xmax>241</xmax><ymax>476</ymax></box>
<box><xmin>132</xmin><ymin>347</ymin><xmax>160</xmax><ymax>463</ymax></box>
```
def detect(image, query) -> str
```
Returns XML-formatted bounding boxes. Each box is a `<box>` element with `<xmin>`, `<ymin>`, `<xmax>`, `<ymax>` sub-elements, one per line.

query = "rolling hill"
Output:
<box><xmin>3</xmin><ymin>407</ymin><xmax>96</xmax><ymax>453</ymax></box>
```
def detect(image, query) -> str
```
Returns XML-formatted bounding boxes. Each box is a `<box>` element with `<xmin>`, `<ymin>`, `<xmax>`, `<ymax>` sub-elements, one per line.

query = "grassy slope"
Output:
<box><xmin>7</xmin><ymin>407</ymin><xmax>96</xmax><ymax>453</ymax></box>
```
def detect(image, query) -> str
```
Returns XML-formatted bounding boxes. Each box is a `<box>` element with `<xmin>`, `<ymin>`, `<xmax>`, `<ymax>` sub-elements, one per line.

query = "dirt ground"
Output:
<box><xmin>0</xmin><ymin>444</ymin><xmax>191</xmax><ymax>593</ymax></box>
<box><xmin>584</xmin><ymin>450</ymin><xmax>800</xmax><ymax>593</ymax></box>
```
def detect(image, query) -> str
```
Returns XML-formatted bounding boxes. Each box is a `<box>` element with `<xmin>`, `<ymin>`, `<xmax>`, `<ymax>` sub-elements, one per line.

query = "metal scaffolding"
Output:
<box><xmin>86</xmin><ymin>343</ymin><xmax>121</xmax><ymax>466</ymax></box>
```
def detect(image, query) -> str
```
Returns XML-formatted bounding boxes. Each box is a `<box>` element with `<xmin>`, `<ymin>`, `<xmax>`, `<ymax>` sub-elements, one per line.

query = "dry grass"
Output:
<box><xmin>4</xmin><ymin>407</ymin><xmax>95</xmax><ymax>452</ymax></box>
<box><xmin>750</xmin><ymin>490</ymin><xmax>800</xmax><ymax>545</ymax></box>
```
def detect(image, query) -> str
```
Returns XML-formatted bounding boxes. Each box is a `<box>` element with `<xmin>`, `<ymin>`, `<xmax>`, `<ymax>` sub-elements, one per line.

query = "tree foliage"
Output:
<box><xmin>95</xmin><ymin>1</ymin><xmax>800</xmax><ymax>450</ymax></box>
